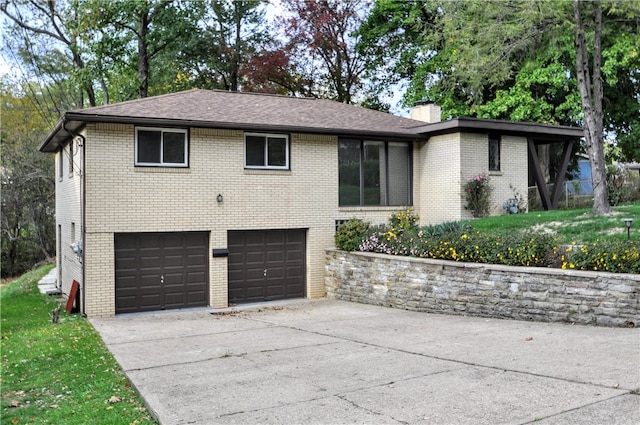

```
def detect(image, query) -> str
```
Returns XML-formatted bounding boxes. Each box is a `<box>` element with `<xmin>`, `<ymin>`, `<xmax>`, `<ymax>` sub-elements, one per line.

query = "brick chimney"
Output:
<box><xmin>410</xmin><ymin>102</ymin><xmax>441</xmax><ymax>123</ymax></box>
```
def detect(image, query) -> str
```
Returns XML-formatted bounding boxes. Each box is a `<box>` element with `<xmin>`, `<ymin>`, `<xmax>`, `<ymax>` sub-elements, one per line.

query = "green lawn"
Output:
<box><xmin>1</xmin><ymin>265</ymin><xmax>157</xmax><ymax>425</ymax></box>
<box><xmin>469</xmin><ymin>202</ymin><xmax>640</xmax><ymax>244</ymax></box>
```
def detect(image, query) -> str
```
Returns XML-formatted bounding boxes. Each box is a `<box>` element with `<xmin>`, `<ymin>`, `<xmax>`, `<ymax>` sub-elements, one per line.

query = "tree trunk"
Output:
<box><xmin>137</xmin><ymin>11</ymin><xmax>150</xmax><ymax>98</ymax></box>
<box><xmin>573</xmin><ymin>0</ymin><xmax>611</xmax><ymax>215</ymax></box>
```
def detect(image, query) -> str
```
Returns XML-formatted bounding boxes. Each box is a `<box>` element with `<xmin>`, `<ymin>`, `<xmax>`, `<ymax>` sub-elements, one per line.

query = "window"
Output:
<box><xmin>339</xmin><ymin>139</ymin><xmax>411</xmax><ymax>206</ymax></box>
<box><xmin>244</xmin><ymin>133</ymin><xmax>289</xmax><ymax>169</ymax></box>
<box><xmin>135</xmin><ymin>127</ymin><xmax>188</xmax><ymax>167</ymax></box>
<box><xmin>68</xmin><ymin>140</ymin><xmax>74</xmax><ymax>176</ymax></box>
<box><xmin>489</xmin><ymin>135</ymin><xmax>501</xmax><ymax>171</ymax></box>
<box><xmin>58</xmin><ymin>148</ymin><xmax>64</xmax><ymax>179</ymax></box>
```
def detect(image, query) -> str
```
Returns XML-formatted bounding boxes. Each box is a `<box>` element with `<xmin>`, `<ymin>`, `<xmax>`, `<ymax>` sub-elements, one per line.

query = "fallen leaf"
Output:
<box><xmin>11</xmin><ymin>418</ymin><xmax>19</xmax><ymax>424</ymax></box>
<box><xmin>108</xmin><ymin>396</ymin><xmax>122</xmax><ymax>403</ymax></box>
<box><xmin>8</xmin><ymin>400</ymin><xmax>20</xmax><ymax>408</ymax></box>
<box><xmin>49</xmin><ymin>404</ymin><xmax>59</xmax><ymax>409</ymax></box>
<box><xmin>525</xmin><ymin>337</ymin><xmax>534</xmax><ymax>341</ymax></box>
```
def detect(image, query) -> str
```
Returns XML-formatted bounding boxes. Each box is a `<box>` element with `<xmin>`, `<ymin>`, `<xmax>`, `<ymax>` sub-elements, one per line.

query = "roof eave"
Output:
<box><xmin>41</xmin><ymin>113</ymin><xmax>420</xmax><ymax>147</ymax></box>
<box><xmin>414</xmin><ymin>118</ymin><xmax>585</xmax><ymax>139</ymax></box>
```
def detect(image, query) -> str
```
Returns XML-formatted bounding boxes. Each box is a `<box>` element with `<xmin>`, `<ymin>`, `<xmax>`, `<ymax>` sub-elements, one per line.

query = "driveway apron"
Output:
<box><xmin>91</xmin><ymin>299</ymin><xmax>640</xmax><ymax>425</ymax></box>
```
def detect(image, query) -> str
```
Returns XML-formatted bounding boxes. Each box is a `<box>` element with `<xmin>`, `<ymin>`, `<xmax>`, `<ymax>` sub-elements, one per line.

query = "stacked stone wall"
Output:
<box><xmin>325</xmin><ymin>250</ymin><xmax>640</xmax><ymax>327</ymax></box>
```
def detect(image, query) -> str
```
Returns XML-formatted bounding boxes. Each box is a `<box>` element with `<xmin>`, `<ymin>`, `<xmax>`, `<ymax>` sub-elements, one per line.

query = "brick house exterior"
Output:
<box><xmin>40</xmin><ymin>90</ymin><xmax>583</xmax><ymax>317</ymax></box>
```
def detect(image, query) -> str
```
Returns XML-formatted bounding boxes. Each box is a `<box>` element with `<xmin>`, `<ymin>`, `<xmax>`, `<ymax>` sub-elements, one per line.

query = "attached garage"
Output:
<box><xmin>115</xmin><ymin>232</ymin><xmax>209</xmax><ymax>314</ymax></box>
<box><xmin>228</xmin><ymin>229</ymin><xmax>306</xmax><ymax>304</ymax></box>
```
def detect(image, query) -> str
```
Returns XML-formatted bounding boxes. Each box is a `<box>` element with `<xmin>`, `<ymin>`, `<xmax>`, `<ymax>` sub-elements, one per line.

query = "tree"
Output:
<box><xmin>81</xmin><ymin>0</ymin><xmax>197</xmax><ymax>100</ymax></box>
<box><xmin>178</xmin><ymin>0</ymin><xmax>271</xmax><ymax>92</ymax></box>
<box><xmin>573</xmin><ymin>0</ymin><xmax>610</xmax><ymax>214</ymax></box>
<box><xmin>1</xmin><ymin>82</ymin><xmax>56</xmax><ymax>277</ymax></box>
<box><xmin>275</xmin><ymin>0</ymin><xmax>370</xmax><ymax>102</ymax></box>
<box><xmin>359</xmin><ymin>0</ymin><xmax>640</xmax><ymax>213</ymax></box>
<box><xmin>1</xmin><ymin>0</ymin><xmax>95</xmax><ymax>108</ymax></box>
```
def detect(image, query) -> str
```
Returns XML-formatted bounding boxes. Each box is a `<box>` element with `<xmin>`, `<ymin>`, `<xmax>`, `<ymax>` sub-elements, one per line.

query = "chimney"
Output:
<box><xmin>410</xmin><ymin>102</ymin><xmax>441</xmax><ymax>124</ymax></box>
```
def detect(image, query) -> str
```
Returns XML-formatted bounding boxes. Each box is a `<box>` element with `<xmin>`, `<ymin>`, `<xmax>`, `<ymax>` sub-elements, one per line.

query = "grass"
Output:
<box><xmin>1</xmin><ymin>265</ymin><xmax>157</xmax><ymax>425</ymax></box>
<box><xmin>469</xmin><ymin>202</ymin><xmax>640</xmax><ymax>244</ymax></box>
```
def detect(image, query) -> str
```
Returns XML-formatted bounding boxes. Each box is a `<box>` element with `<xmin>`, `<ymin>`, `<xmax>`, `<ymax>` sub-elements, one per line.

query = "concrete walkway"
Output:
<box><xmin>91</xmin><ymin>300</ymin><xmax>640</xmax><ymax>425</ymax></box>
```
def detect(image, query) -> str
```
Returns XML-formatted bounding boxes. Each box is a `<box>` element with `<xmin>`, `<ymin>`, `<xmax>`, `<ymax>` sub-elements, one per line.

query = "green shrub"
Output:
<box><xmin>411</xmin><ymin>231</ymin><xmax>557</xmax><ymax>267</ymax></box>
<box><xmin>607</xmin><ymin>164</ymin><xmax>629</xmax><ymax>206</ymax></box>
<box><xmin>335</xmin><ymin>219</ymin><xmax>370</xmax><ymax>251</ymax></box>
<box><xmin>561</xmin><ymin>239</ymin><xmax>640</xmax><ymax>273</ymax></box>
<box><xmin>419</xmin><ymin>221</ymin><xmax>472</xmax><ymax>238</ymax></box>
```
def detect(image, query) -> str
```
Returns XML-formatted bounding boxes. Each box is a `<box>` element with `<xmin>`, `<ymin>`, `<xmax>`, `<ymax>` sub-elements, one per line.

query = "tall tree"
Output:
<box><xmin>359</xmin><ymin>0</ymin><xmax>640</xmax><ymax>214</ymax></box>
<box><xmin>573</xmin><ymin>0</ymin><xmax>610</xmax><ymax>214</ymax></box>
<box><xmin>81</xmin><ymin>0</ymin><xmax>196</xmax><ymax>99</ymax></box>
<box><xmin>1</xmin><ymin>81</ymin><xmax>56</xmax><ymax>277</ymax></box>
<box><xmin>1</xmin><ymin>0</ymin><xmax>96</xmax><ymax>109</ymax></box>
<box><xmin>275</xmin><ymin>0</ymin><xmax>370</xmax><ymax>103</ymax></box>
<box><xmin>180</xmin><ymin>0</ymin><xmax>271</xmax><ymax>92</ymax></box>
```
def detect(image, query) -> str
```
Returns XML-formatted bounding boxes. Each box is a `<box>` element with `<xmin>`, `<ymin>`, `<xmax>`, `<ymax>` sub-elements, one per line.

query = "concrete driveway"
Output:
<box><xmin>91</xmin><ymin>299</ymin><xmax>640</xmax><ymax>425</ymax></box>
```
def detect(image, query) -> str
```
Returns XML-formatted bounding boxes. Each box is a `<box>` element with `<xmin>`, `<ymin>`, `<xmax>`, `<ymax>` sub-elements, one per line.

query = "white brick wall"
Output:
<box><xmin>55</xmin><ymin>135</ymin><xmax>83</xmax><ymax>302</ymax></box>
<box><xmin>80</xmin><ymin>124</ymin><xmax>341</xmax><ymax>316</ymax></box>
<box><xmin>56</xmin><ymin>122</ymin><xmax>530</xmax><ymax>317</ymax></box>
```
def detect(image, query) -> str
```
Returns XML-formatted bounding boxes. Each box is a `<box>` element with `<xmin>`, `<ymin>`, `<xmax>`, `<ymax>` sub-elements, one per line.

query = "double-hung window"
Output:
<box><xmin>244</xmin><ymin>133</ymin><xmax>289</xmax><ymax>169</ymax></box>
<box><xmin>135</xmin><ymin>127</ymin><xmax>188</xmax><ymax>167</ymax></box>
<box><xmin>339</xmin><ymin>139</ymin><xmax>412</xmax><ymax>206</ymax></box>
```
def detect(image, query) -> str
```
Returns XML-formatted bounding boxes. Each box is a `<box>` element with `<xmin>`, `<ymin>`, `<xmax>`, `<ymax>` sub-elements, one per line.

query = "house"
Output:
<box><xmin>39</xmin><ymin>89</ymin><xmax>583</xmax><ymax>317</ymax></box>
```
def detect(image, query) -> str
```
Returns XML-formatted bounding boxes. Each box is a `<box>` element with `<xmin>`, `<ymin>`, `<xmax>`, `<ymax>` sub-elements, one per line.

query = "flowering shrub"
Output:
<box><xmin>561</xmin><ymin>240</ymin><xmax>640</xmax><ymax>273</ymax></box>
<box><xmin>463</xmin><ymin>172</ymin><xmax>492</xmax><ymax>217</ymax></box>
<box><xmin>339</xmin><ymin>210</ymin><xmax>639</xmax><ymax>274</ymax></box>
<box><xmin>409</xmin><ymin>231</ymin><xmax>556</xmax><ymax>267</ymax></box>
<box><xmin>389</xmin><ymin>209</ymin><xmax>419</xmax><ymax>231</ymax></box>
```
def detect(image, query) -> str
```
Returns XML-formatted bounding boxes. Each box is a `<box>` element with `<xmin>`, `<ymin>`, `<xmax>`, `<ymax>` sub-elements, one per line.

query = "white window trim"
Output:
<box><xmin>244</xmin><ymin>132</ymin><xmax>290</xmax><ymax>170</ymax></box>
<box><xmin>135</xmin><ymin>127</ymin><xmax>189</xmax><ymax>167</ymax></box>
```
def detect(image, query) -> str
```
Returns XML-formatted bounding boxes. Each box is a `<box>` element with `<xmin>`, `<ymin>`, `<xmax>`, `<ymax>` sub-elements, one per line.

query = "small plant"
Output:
<box><xmin>420</xmin><ymin>221</ymin><xmax>472</xmax><ymax>238</ymax></box>
<box><xmin>335</xmin><ymin>218</ymin><xmax>370</xmax><ymax>251</ymax></box>
<box><xmin>606</xmin><ymin>164</ymin><xmax>629</xmax><ymax>206</ymax></box>
<box><xmin>503</xmin><ymin>185</ymin><xmax>527</xmax><ymax>214</ymax></box>
<box><xmin>463</xmin><ymin>171</ymin><xmax>492</xmax><ymax>217</ymax></box>
<box><xmin>389</xmin><ymin>209</ymin><xmax>419</xmax><ymax>231</ymax></box>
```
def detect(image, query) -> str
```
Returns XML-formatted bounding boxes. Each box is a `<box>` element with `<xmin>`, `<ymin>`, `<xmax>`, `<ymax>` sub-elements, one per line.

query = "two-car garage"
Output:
<box><xmin>114</xmin><ymin>229</ymin><xmax>306</xmax><ymax>314</ymax></box>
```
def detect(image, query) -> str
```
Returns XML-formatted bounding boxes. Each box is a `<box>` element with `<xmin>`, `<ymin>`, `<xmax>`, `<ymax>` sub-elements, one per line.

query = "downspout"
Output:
<box><xmin>63</xmin><ymin>120</ymin><xmax>87</xmax><ymax>317</ymax></box>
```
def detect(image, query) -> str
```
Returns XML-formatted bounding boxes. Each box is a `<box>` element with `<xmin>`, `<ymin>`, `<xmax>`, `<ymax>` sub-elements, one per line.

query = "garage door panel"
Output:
<box><xmin>228</xmin><ymin>229</ymin><xmax>306</xmax><ymax>304</ymax></box>
<box><xmin>115</xmin><ymin>232</ymin><xmax>209</xmax><ymax>314</ymax></box>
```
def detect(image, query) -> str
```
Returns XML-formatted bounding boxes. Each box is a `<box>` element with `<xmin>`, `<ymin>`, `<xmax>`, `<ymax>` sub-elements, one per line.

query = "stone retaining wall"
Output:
<box><xmin>325</xmin><ymin>250</ymin><xmax>640</xmax><ymax>327</ymax></box>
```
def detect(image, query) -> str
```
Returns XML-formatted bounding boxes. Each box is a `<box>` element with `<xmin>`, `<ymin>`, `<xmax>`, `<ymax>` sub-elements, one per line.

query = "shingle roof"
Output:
<box><xmin>40</xmin><ymin>89</ymin><xmax>425</xmax><ymax>151</ymax></box>
<box><xmin>39</xmin><ymin>89</ymin><xmax>584</xmax><ymax>152</ymax></box>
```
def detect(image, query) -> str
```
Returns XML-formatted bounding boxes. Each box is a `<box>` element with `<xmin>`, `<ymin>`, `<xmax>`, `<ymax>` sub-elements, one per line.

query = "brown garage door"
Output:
<box><xmin>115</xmin><ymin>232</ymin><xmax>209</xmax><ymax>314</ymax></box>
<box><xmin>228</xmin><ymin>229</ymin><xmax>306</xmax><ymax>304</ymax></box>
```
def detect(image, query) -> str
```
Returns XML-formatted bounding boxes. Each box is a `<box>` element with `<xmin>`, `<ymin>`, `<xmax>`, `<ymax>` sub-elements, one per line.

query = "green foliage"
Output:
<box><xmin>389</xmin><ymin>209</ymin><xmax>419</xmax><ymax>231</ymax></box>
<box><xmin>606</xmin><ymin>164</ymin><xmax>631</xmax><ymax>206</ymax></box>
<box><xmin>335</xmin><ymin>218</ymin><xmax>371</xmax><ymax>251</ymax></box>
<box><xmin>561</xmin><ymin>240</ymin><xmax>640</xmax><ymax>274</ymax></box>
<box><xmin>354</xmin><ymin>204</ymin><xmax>640</xmax><ymax>273</ymax></box>
<box><xmin>1</xmin><ymin>266</ymin><xmax>156</xmax><ymax>424</ymax></box>
<box><xmin>420</xmin><ymin>221</ymin><xmax>472</xmax><ymax>238</ymax></box>
<box><xmin>1</xmin><ymin>83</ymin><xmax>56</xmax><ymax>278</ymax></box>
<box><xmin>463</xmin><ymin>171</ymin><xmax>492</xmax><ymax>218</ymax></box>
<box><xmin>415</xmin><ymin>231</ymin><xmax>557</xmax><ymax>267</ymax></box>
